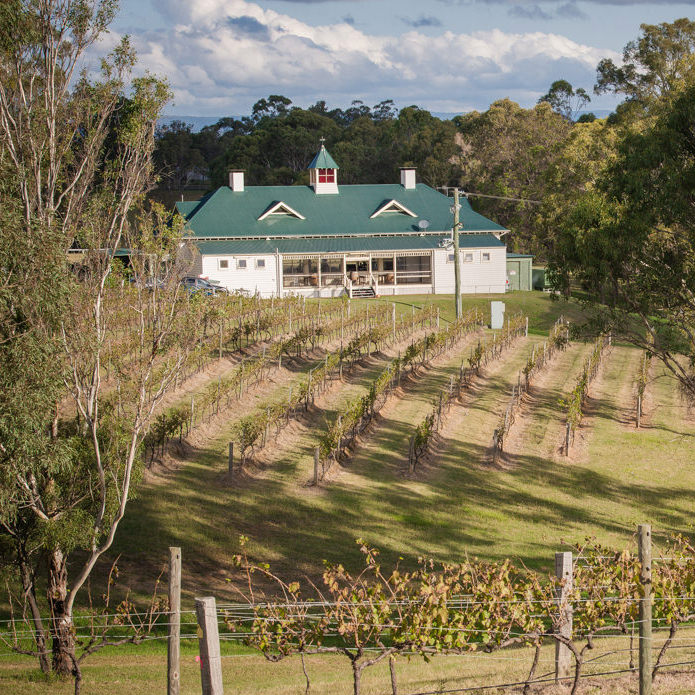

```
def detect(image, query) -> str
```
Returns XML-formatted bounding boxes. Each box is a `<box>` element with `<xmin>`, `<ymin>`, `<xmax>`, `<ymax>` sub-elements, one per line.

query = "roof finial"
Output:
<box><xmin>319</xmin><ymin>136</ymin><xmax>326</xmax><ymax>148</ymax></box>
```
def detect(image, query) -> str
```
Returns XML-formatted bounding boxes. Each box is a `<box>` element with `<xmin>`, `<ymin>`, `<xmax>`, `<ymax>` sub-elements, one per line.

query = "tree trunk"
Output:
<box><xmin>17</xmin><ymin>546</ymin><xmax>50</xmax><ymax>674</ymax></box>
<box><xmin>352</xmin><ymin>661</ymin><xmax>362</xmax><ymax>695</ymax></box>
<box><xmin>47</xmin><ymin>548</ymin><xmax>76</xmax><ymax>677</ymax></box>
<box><xmin>389</xmin><ymin>655</ymin><xmax>398</xmax><ymax>695</ymax></box>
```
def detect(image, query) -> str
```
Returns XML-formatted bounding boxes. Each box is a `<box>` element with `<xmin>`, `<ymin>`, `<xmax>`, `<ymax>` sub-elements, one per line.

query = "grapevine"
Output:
<box><xmin>227</xmin><ymin>531</ymin><xmax>695</xmax><ymax>695</ymax></box>
<box><xmin>561</xmin><ymin>334</ymin><xmax>611</xmax><ymax>454</ymax></box>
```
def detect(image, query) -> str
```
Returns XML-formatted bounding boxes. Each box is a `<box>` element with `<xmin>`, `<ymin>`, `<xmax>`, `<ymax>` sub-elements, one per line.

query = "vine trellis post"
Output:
<box><xmin>196</xmin><ymin>597</ymin><xmax>224</xmax><ymax>695</ymax></box>
<box><xmin>639</xmin><ymin>524</ymin><xmax>652</xmax><ymax>695</ymax></box>
<box><xmin>554</xmin><ymin>551</ymin><xmax>573</xmax><ymax>682</ymax></box>
<box><xmin>167</xmin><ymin>547</ymin><xmax>181</xmax><ymax>695</ymax></box>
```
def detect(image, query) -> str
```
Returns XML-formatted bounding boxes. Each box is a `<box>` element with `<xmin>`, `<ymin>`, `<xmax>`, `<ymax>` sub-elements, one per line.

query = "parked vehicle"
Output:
<box><xmin>181</xmin><ymin>276</ymin><xmax>229</xmax><ymax>295</ymax></box>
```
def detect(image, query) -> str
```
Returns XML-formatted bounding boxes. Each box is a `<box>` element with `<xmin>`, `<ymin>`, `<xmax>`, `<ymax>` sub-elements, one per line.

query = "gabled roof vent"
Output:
<box><xmin>257</xmin><ymin>201</ymin><xmax>306</xmax><ymax>221</ymax></box>
<box><xmin>370</xmin><ymin>199</ymin><xmax>417</xmax><ymax>219</ymax></box>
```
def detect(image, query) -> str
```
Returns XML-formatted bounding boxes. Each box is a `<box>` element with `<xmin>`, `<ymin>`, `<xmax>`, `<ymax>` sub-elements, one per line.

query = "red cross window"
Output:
<box><xmin>318</xmin><ymin>168</ymin><xmax>335</xmax><ymax>183</ymax></box>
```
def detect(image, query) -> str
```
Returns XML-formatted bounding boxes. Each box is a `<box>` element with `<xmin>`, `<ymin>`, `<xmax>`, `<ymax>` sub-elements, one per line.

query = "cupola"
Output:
<box><xmin>308</xmin><ymin>140</ymin><xmax>339</xmax><ymax>194</ymax></box>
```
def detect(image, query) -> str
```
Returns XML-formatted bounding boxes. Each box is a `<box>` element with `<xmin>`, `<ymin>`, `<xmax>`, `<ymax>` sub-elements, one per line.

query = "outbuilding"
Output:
<box><xmin>506</xmin><ymin>253</ymin><xmax>534</xmax><ymax>291</ymax></box>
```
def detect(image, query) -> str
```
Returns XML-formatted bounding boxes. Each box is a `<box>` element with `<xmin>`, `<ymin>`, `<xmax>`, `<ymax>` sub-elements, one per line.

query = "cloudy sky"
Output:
<box><xmin>108</xmin><ymin>0</ymin><xmax>695</xmax><ymax>117</ymax></box>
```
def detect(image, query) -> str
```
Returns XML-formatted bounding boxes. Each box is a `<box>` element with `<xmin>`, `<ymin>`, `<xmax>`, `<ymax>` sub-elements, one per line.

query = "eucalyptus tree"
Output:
<box><xmin>547</xmin><ymin>84</ymin><xmax>695</xmax><ymax>401</ymax></box>
<box><xmin>454</xmin><ymin>99</ymin><xmax>572</xmax><ymax>254</ymax></box>
<box><xmin>538</xmin><ymin>79</ymin><xmax>591</xmax><ymax>121</ymax></box>
<box><xmin>596</xmin><ymin>17</ymin><xmax>695</xmax><ymax>105</ymax></box>
<box><xmin>0</xmin><ymin>0</ymin><xmax>197</xmax><ymax>686</ymax></box>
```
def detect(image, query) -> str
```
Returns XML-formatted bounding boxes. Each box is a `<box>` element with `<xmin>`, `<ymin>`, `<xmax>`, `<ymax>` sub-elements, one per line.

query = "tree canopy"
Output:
<box><xmin>547</xmin><ymin>22</ymin><xmax>695</xmax><ymax>400</ymax></box>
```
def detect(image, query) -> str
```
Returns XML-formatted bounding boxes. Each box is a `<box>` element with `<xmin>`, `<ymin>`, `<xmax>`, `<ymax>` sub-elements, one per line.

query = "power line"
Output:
<box><xmin>438</xmin><ymin>187</ymin><xmax>542</xmax><ymax>205</ymax></box>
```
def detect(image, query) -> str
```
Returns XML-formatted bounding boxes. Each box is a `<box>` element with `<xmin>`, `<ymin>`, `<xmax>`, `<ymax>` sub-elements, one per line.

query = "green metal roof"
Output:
<box><xmin>195</xmin><ymin>234</ymin><xmax>504</xmax><ymax>256</ymax></box>
<box><xmin>308</xmin><ymin>145</ymin><xmax>339</xmax><ymax>170</ymax></box>
<box><xmin>506</xmin><ymin>252</ymin><xmax>534</xmax><ymax>259</ymax></box>
<box><xmin>176</xmin><ymin>183</ymin><xmax>506</xmax><ymax>239</ymax></box>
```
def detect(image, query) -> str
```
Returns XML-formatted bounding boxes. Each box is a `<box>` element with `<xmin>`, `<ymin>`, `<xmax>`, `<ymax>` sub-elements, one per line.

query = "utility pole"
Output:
<box><xmin>453</xmin><ymin>188</ymin><xmax>462</xmax><ymax>319</ymax></box>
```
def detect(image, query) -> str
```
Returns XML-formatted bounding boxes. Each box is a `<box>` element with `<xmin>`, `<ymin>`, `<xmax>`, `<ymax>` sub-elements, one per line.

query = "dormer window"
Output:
<box><xmin>318</xmin><ymin>168</ymin><xmax>335</xmax><ymax>184</ymax></box>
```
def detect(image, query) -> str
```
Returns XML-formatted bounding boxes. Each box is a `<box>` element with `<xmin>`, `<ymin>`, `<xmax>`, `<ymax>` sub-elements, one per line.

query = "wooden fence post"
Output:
<box><xmin>637</xmin><ymin>395</ymin><xmax>642</xmax><ymax>429</ymax></box>
<box><xmin>195</xmin><ymin>597</ymin><xmax>224</xmax><ymax>695</ymax></box>
<box><xmin>314</xmin><ymin>446</ymin><xmax>320</xmax><ymax>485</ymax></box>
<box><xmin>639</xmin><ymin>524</ymin><xmax>652</xmax><ymax>695</ymax></box>
<box><xmin>564</xmin><ymin>422</ymin><xmax>571</xmax><ymax>456</ymax></box>
<box><xmin>228</xmin><ymin>443</ymin><xmax>234</xmax><ymax>475</ymax></box>
<box><xmin>408</xmin><ymin>436</ymin><xmax>415</xmax><ymax>473</ymax></box>
<box><xmin>392</xmin><ymin>303</ymin><xmax>396</xmax><ymax>343</ymax></box>
<box><xmin>554</xmin><ymin>551</ymin><xmax>573</xmax><ymax>683</ymax></box>
<box><xmin>167</xmin><ymin>547</ymin><xmax>181</xmax><ymax>695</ymax></box>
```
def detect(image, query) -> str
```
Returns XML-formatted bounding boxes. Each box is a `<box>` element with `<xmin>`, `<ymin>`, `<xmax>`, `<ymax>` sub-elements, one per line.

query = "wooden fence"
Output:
<box><xmin>167</xmin><ymin>524</ymin><xmax>658</xmax><ymax>695</ymax></box>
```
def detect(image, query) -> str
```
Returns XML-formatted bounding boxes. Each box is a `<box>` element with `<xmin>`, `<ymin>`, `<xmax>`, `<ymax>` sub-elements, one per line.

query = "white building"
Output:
<box><xmin>177</xmin><ymin>145</ymin><xmax>508</xmax><ymax>298</ymax></box>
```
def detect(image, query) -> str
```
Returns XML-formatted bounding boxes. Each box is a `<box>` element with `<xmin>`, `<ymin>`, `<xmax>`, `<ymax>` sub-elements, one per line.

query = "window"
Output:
<box><xmin>447</xmin><ymin>253</ymin><xmax>455</xmax><ymax>263</ymax></box>
<box><xmin>321</xmin><ymin>258</ymin><xmax>342</xmax><ymax>274</ymax></box>
<box><xmin>482</xmin><ymin>252</ymin><xmax>491</xmax><ymax>262</ymax></box>
<box><xmin>282</xmin><ymin>258</ymin><xmax>318</xmax><ymax>288</ymax></box>
<box><xmin>256</xmin><ymin>259</ymin><xmax>266</xmax><ymax>269</ymax></box>
<box><xmin>371</xmin><ymin>257</ymin><xmax>393</xmax><ymax>272</ymax></box>
<box><xmin>395</xmin><ymin>255</ymin><xmax>432</xmax><ymax>285</ymax></box>
<box><xmin>219</xmin><ymin>259</ymin><xmax>229</xmax><ymax>270</ymax></box>
<box><xmin>237</xmin><ymin>259</ymin><xmax>247</xmax><ymax>269</ymax></box>
<box><xmin>318</xmin><ymin>168</ymin><xmax>335</xmax><ymax>183</ymax></box>
<box><xmin>463</xmin><ymin>253</ymin><xmax>474</xmax><ymax>263</ymax></box>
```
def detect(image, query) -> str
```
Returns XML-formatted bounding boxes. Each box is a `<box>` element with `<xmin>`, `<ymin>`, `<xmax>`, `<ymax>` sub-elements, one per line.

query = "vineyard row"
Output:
<box><xmin>490</xmin><ymin>317</ymin><xmax>570</xmax><ymax>464</ymax></box>
<box><xmin>143</xmin><ymin>305</ymin><xmax>439</xmax><ymax>461</ymax></box>
<box><xmin>316</xmin><ymin>309</ymin><xmax>486</xmax><ymax>481</ymax></box>
<box><xmin>562</xmin><ymin>333</ymin><xmax>611</xmax><ymax>455</ymax></box>
<box><xmin>409</xmin><ymin>313</ymin><xmax>529</xmax><ymax>471</ymax></box>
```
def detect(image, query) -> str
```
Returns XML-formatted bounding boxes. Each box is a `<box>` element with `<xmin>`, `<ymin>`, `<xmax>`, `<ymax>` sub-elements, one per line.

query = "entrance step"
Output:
<box><xmin>351</xmin><ymin>287</ymin><xmax>376</xmax><ymax>298</ymax></box>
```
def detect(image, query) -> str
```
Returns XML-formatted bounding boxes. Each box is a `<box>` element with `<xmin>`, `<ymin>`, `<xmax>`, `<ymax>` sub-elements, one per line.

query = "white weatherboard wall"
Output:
<box><xmin>201</xmin><ymin>254</ymin><xmax>278</xmax><ymax>296</ymax></box>
<box><xmin>433</xmin><ymin>246</ymin><xmax>507</xmax><ymax>294</ymax></box>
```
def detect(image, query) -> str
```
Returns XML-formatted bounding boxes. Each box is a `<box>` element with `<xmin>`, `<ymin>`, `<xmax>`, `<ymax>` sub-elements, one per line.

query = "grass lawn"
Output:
<box><xmin>4</xmin><ymin>630</ymin><xmax>695</xmax><ymax>694</ymax></box>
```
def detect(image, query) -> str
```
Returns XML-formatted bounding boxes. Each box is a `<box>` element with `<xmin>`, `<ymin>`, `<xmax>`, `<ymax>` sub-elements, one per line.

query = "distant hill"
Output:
<box><xmin>158</xmin><ymin>116</ymin><xmax>229</xmax><ymax>132</ymax></box>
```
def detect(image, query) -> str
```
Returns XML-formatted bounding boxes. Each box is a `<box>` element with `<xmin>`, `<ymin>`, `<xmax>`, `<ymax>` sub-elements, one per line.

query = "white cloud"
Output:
<box><xmin>107</xmin><ymin>0</ymin><xmax>619</xmax><ymax>115</ymax></box>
